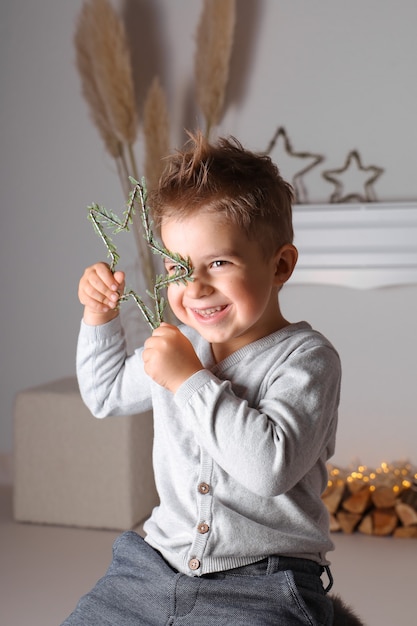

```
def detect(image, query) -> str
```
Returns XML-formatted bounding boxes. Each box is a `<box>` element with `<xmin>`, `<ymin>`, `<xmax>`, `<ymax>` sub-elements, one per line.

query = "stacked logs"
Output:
<box><xmin>322</xmin><ymin>462</ymin><xmax>417</xmax><ymax>538</ymax></box>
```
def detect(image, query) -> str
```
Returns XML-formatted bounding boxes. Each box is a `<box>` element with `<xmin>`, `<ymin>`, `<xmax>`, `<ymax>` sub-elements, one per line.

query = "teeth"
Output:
<box><xmin>194</xmin><ymin>306</ymin><xmax>223</xmax><ymax>316</ymax></box>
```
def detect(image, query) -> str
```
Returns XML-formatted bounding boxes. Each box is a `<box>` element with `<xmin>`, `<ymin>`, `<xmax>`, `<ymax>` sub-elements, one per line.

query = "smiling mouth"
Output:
<box><xmin>192</xmin><ymin>305</ymin><xmax>227</xmax><ymax>318</ymax></box>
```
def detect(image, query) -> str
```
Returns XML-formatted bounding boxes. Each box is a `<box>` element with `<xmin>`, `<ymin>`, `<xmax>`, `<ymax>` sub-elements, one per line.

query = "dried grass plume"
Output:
<box><xmin>75</xmin><ymin>0</ymin><xmax>158</xmax><ymax>295</ymax></box>
<box><xmin>195</xmin><ymin>0</ymin><xmax>236</xmax><ymax>137</ymax></box>
<box><xmin>143</xmin><ymin>77</ymin><xmax>170</xmax><ymax>192</ymax></box>
<box><xmin>74</xmin><ymin>2</ymin><xmax>121</xmax><ymax>159</ymax></box>
<box><xmin>74</xmin><ymin>0</ymin><xmax>138</xmax><ymax>152</ymax></box>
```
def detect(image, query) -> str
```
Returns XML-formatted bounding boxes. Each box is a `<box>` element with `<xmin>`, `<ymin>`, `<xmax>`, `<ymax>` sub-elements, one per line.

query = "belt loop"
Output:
<box><xmin>323</xmin><ymin>565</ymin><xmax>334</xmax><ymax>594</ymax></box>
<box><xmin>266</xmin><ymin>555</ymin><xmax>280</xmax><ymax>575</ymax></box>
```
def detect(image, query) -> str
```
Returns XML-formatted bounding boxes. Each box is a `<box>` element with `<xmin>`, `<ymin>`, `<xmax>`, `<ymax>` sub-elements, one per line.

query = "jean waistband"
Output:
<box><xmin>203</xmin><ymin>555</ymin><xmax>323</xmax><ymax>578</ymax></box>
<box><xmin>202</xmin><ymin>555</ymin><xmax>333</xmax><ymax>593</ymax></box>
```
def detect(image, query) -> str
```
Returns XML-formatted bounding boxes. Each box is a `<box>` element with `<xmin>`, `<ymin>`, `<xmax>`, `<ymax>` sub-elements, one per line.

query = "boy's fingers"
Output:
<box><xmin>79</xmin><ymin>263</ymin><xmax>125</xmax><ymax>315</ymax></box>
<box><xmin>113</xmin><ymin>270</ymin><xmax>125</xmax><ymax>289</ymax></box>
<box><xmin>87</xmin><ymin>283</ymin><xmax>118</xmax><ymax>304</ymax></box>
<box><xmin>94</xmin><ymin>266</ymin><xmax>125</xmax><ymax>296</ymax></box>
<box><xmin>91</xmin><ymin>265</ymin><xmax>124</xmax><ymax>295</ymax></box>
<box><xmin>94</xmin><ymin>263</ymin><xmax>119</xmax><ymax>290</ymax></box>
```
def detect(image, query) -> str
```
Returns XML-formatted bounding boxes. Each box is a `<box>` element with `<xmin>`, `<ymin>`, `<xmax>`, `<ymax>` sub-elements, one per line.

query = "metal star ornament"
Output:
<box><xmin>322</xmin><ymin>150</ymin><xmax>384</xmax><ymax>203</ymax></box>
<box><xmin>264</xmin><ymin>126</ymin><xmax>324</xmax><ymax>203</ymax></box>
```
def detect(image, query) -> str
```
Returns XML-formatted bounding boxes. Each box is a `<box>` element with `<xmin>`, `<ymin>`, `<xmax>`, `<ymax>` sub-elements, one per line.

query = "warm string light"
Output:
<box><xmin>327</xmin><ymin>461</ymin><xmax>417</xmax><ymax>494</ymax></box>
<box><xmin>324</xmin><ymin>461</ymin><xmax>417</xmax><ymax>538</ymax></box>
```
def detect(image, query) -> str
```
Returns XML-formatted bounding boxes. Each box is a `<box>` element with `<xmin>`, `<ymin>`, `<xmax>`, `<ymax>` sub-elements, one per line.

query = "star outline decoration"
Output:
<box><xmin>87</xmin><ymin>177</ymin><xmax>194</xmax><ymax>330</ymax></box>
<box><xmin>322</xmin><ymin>150</ymin><xmax>385</xmax><ymax>203</ymax></box>
<box><xmin>264</xmin><ymin>126</ymin><xmax>324</xmax><ymax>203</ymax></box>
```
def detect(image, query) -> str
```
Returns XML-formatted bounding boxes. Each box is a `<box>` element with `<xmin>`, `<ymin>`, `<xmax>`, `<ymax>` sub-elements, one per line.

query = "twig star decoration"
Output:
<box><xmin>264</xmin><ymin>126</ymin><xmax>324</xmax><ymax>203</ymax></box>
<box><xmin>322</xmin><ymin>150</ymin><xmax>384</xmax><ymax>203</ymax></box>
<box><xmin>88</xmin><ymin>177</ymin><xmax>193</xmax><ymax>330</ymax></box>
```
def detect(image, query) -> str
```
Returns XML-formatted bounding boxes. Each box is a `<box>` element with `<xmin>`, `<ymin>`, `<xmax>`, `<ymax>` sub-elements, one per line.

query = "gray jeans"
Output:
<box><xmin>61</xmin><ymin>531</ymin><xmax>333</xmax><ymax>625</ymax></box>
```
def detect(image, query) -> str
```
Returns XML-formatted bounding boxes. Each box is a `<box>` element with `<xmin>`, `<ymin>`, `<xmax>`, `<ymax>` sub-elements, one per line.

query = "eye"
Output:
<box><xmin>166</xmin><ymin>264</ymin><xmax>182</xmax><ymax>275</ymax></box>
<box><xmin>211</xmin><ymin>260</ymin><xmax>229</xmax><ymax>269</ymax></box>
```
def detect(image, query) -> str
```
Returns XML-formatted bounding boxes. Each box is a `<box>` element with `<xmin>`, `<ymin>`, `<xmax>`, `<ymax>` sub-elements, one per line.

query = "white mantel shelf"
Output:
<box><xmin>291</xmin><ymin>201</ymin><xmax>417</xmax><ymax>289</ymax></box>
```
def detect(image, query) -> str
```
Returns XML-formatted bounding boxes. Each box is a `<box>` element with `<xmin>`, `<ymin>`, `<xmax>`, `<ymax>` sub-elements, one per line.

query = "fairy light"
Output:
<box><xmin>328</xmin><ymin>460</ymin><xmax>416</xmax><ymax>495</ymax></box>
<box><xmin>323</xmin><ymin>459</ymin><xmax>417</xmax><ymax>538</ymax></box>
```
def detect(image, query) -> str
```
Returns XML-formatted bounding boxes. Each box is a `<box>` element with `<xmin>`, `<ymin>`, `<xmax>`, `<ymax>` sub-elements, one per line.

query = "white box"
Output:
<box><xmin>14</xmin><ymin>377</ymin><xmax>158</xmax><ymax>530</ymax></box>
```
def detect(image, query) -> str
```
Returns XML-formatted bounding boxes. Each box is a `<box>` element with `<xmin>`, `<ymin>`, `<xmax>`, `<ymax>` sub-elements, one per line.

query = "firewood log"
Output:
<box><xmin>358</xmin><ymin>508</ymin><xmax>398</xmax><ymax>536</ymax></box>
<box><xmin>336</xmin><ymin>511</ymin><xmax>362</xmax><ymax>534</ymax></box>
<box><xmin>357</xmin><ymin>513</ymin><xmax>373</xmax><ymax>535</ymax></box>
<box><xmin>371</xmin><ymin>485</ymin><xmax>398</xmax><ymax>509</ymax></box>
<box><xmin>322</xmin><ymin>482</ymin><xmax>345</xmax><ymax>514</ymax></box>
<box><xmin>393</xmin><ymin>526</ymin><xmax>417</xmax><ymax>538</ymax></box>
<box><xmin>372</xmin><ymin>507</ymin><xmax>398</xmax><ymax>536</ymax></box>
<box><xmin>329</xmin><ymin>513</ymin><xmax>341</xmax><ymax>532</ymax></box>
<box><xmin>395</xmin><ymin>502</ymin><xmax>417</xmax><ymax>527</ymax></box>
<box><xmin>342</xmin><ymin>486</ymin><xmax>371</xmax><ymax>514</ymax></box>
<box><xmin>401</xmin><ymin>485</ymin><xmax>417</xmax><ymax>509</ymax></box>
<box><xmin>346</xmin><ymin>479</ymin><xmax>366</xmax><ymax>494</ymax></box>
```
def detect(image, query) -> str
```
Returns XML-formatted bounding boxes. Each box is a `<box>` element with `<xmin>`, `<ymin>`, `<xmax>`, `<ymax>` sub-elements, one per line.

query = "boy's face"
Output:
<box><xmin>161</xmin><ymin>210</ymin><xmax>292</xmax><ymax>361</ymax></box>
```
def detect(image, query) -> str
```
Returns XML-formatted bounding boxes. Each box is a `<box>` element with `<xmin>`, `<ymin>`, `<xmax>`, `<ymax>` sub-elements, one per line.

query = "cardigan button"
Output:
<box><xmin>189</xmin><ymin>558</ymin><xmax>201</xmax><ymax>571</ymax></box>
<box><xmin>198</xmin><ymin>482</ymin><xmax>210</xmax><ymax>495</ymax></box>
<box><xmin>197</xmin><ymin>522</ymin><xmax>209</xmax><ymax>534</ymax></box>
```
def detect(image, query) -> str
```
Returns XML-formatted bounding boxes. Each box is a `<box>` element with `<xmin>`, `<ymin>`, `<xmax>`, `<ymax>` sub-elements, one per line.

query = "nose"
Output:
<box><xmin>184</xmin><ymin>273</ymin><xmax>212</xmax><ymax>299</ymax></box>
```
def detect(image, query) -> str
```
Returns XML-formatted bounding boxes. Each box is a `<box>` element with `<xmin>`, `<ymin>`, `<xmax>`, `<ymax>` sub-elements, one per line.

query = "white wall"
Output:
<box><xmin>1</xmin><ymin>0</ymin><xmax>416</xmax><ymax>468</ymax></box>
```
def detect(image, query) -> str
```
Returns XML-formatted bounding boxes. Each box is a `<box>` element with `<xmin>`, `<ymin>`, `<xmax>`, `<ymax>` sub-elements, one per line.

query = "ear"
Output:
<box><xmin>273</xmin><ymin>244</ymin><xmax>298</xmax><ymax>286</ymax></box>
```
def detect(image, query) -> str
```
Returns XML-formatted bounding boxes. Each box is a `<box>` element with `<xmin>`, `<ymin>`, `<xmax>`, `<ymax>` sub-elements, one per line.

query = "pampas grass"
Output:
<box><xmin>74</xmin><ymin>0</ymin><xmax>155</xmax><ymax>294</ymax></box>
<box><xmin>74</xmin><ymin>2</ymin><xmax>122</xmax><ymax>161</ymax></box>
<box><xmin>143</xmin><ymin>77</ymin><xmax>170</xmax><ymax>193</ymax></box>
<box><xmin>74</xmin><ymin>0</ymin><xmax>238</xmax><ymax>310</ymax></box>
<box><xmin>195</xmin><ymin>0</ymin><xmax>236</xmax><ymax>138</ymax></box>
<box><xmin>85</xmin><ymin>0</ymin><xmax>137</xmax><ymax>148</ymax></box>
<box><xmin>74</xmin><ymin>0</ymin><xmax>138</xmax><ymax>147</ymax></box>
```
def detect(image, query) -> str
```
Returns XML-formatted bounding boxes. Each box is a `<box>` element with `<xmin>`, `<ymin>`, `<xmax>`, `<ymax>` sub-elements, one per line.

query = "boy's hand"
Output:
<box><xmin>79</xmin><ymin>262</ymin><xmax>125</xmax><ymax>326</ymax></box>
<box><xmin>143</xmin><ymin>323</ymin><xmax>203</xmax><ymax>392</ymax></box>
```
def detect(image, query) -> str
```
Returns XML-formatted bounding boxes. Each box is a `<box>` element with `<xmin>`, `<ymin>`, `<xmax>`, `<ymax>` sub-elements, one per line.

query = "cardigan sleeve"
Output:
<box><xmin>174</xmin><ymin>342</ymin><xmax>341</xmax><ymax>497</ymax></box>
<box><xmin>76</xmin><ymin>317</ymin><xmax>152</xmax><ymax>418</ymax></box>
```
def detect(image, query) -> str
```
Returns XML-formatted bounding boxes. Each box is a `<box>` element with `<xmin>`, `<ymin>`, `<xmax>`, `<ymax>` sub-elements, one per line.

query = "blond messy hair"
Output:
<box><xmin>150</xmin><ymin>132</ymin><xmax>294</xmax><ymax>257</ymax></box>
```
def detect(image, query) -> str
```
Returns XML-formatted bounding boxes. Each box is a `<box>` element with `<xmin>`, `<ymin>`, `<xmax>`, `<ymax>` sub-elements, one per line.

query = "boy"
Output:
<box><xmin>64</xmin><ymin>133</ymin><xmax>341</xmax><ymax>625</ymax></box>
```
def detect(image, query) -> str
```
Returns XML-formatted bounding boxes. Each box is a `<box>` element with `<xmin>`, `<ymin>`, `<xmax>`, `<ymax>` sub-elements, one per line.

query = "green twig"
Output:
<box><xmin>87</xmin><ymin>177</ymin><xmax>193</xmax><ymax>330</ymax></box>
